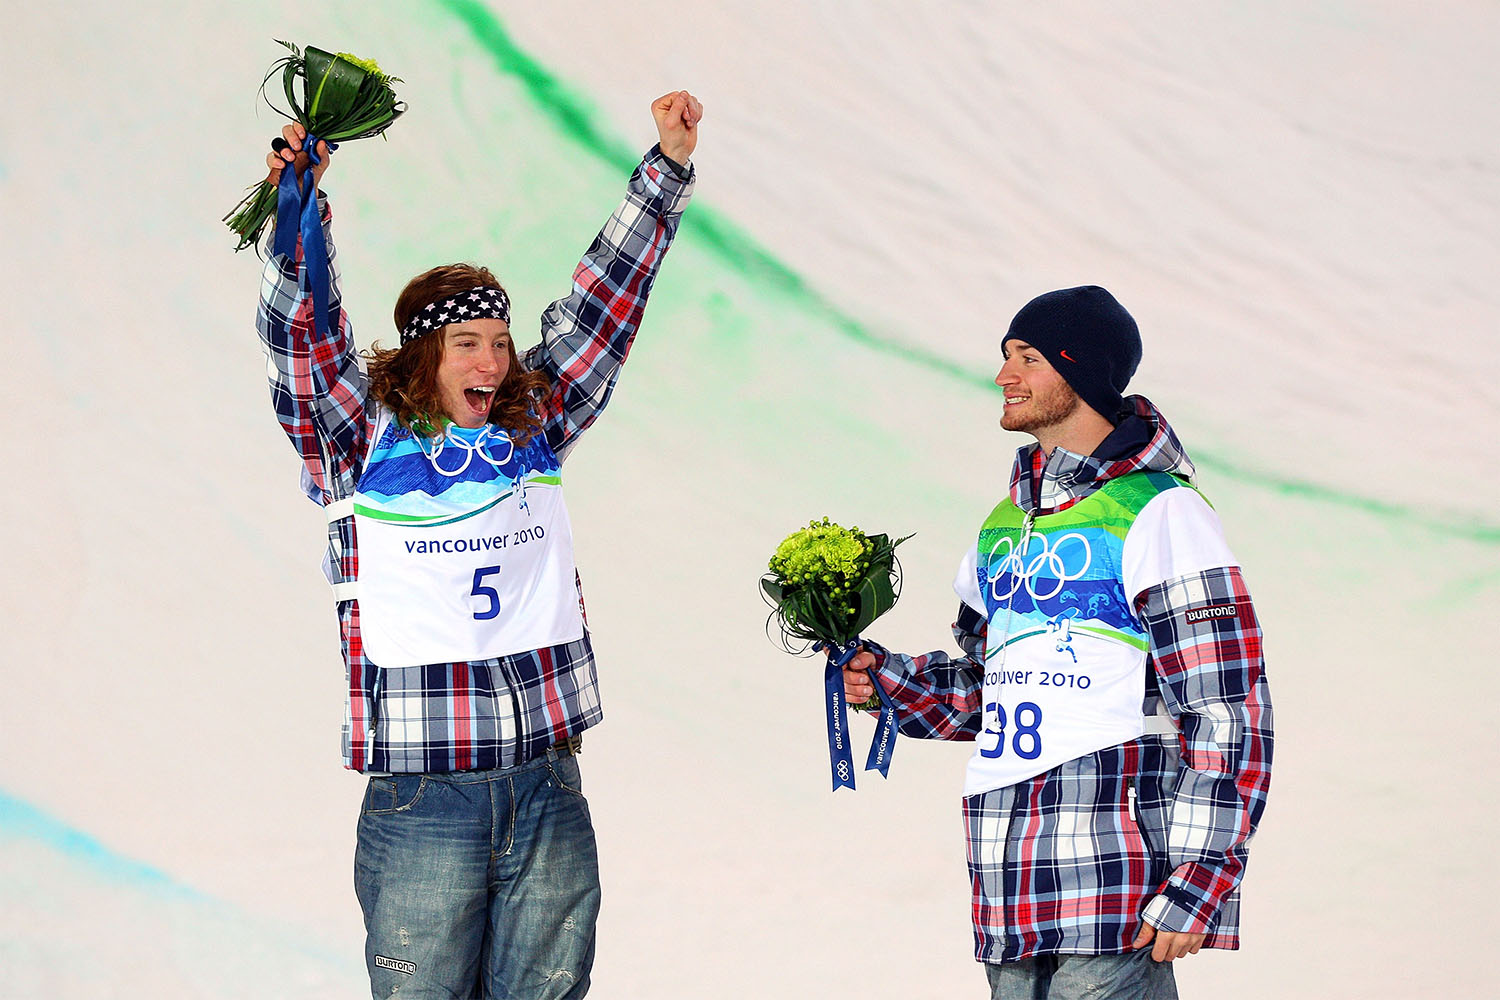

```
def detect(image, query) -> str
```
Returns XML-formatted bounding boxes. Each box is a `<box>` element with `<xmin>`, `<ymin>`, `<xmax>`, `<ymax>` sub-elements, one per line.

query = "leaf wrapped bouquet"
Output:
<box><xmin>762</xmin><ymin>519</ymin><xmax>911</xmax><ymax>790</ymax></box>
<box><xmin>223</xmin><ymin>41</ymin><xmax>406</xmax><ymax>251</ymax></box>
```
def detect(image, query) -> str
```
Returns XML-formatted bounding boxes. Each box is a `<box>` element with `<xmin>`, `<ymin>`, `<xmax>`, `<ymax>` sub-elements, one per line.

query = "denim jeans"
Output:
<box><xmin>986</xmin><ymin>949</ymin><xmax>1178</xmax><ymax>999</ymax></box>
<box><xmin>354</xmin><ymin>749</ymin><xmax>600</xmax><ymax>999</ymax></box>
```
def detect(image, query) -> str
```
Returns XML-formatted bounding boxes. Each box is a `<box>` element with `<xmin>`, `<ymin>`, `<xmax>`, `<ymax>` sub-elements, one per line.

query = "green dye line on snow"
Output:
<box><xmin>436</xmin><ymin>0</ymin><xmax>1500</xmax><ymax>547</ymax></box>
<box><xmin>437</xmin><ymin>0</ymin><xmax>981</xmax><ymax>391</ymax></box>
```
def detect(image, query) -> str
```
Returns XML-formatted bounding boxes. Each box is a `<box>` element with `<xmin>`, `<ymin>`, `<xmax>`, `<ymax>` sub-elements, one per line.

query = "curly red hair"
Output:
<box><xmin>364</xmin><ymin>263</ymin><xmax>550</xmax><ymax>445</ymax></box>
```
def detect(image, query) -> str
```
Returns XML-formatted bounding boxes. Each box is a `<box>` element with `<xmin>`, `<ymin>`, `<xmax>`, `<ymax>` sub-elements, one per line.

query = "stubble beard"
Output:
<box><xmin>1001</xmin><ymin>383</ymin><xmax>1081</xmax><ymax>435</ymax></box>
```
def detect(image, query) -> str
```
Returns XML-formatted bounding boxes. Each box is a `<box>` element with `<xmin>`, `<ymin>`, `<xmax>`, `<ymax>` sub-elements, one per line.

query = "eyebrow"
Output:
<box><xmin>446</xmin><ymin>329</ymin><xmax>509</xmax><ymax>341</ymax></box>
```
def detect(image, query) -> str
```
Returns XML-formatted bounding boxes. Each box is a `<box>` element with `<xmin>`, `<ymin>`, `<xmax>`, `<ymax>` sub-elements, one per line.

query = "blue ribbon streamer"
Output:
<box><xmin>822</xmin><ymin>642</ymin><xmax>859</xmax><ymax>791</ymax></box>
<box><xmin>272</xmin><ymin>133</ymin><xmax>338</xmax><ymax>335</ymax></box>
<box><xmin>818</xmin><ymin>639</ymin><xmax>899</xmax><ymax>791</ymax></box>
<box><xmin>864</xmin><ymin>669</ymin><xmax>899</xmax><ymax>779</ymax></box>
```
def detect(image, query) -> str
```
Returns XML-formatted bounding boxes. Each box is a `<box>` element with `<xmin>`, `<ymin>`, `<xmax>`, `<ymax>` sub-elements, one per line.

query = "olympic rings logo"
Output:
<box><xmin>837</xmin><ymin>761</ymin><xmax>851</xmax><ymax>781</ymax></box>
<box><xmin>987</xmin><ymin>531</ymin><xmax>1092</xmax><ymax>602</ymax></box>
<box><xmin>417</xmin><ymin>425</ymin><xmax>516</xmax><ymax>478</ymax></box>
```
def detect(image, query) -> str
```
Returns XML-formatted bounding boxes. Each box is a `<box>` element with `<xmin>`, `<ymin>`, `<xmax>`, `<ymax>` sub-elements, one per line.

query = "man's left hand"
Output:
<box><xmin>1130</xmin><ymin>922</ymin><xmax>1206</xmax><ymax>963</ymax></box>
<box><xmin>652</xmin><ymin>90</ymin><xmax>703</xmax><ymax>164</ymax></box>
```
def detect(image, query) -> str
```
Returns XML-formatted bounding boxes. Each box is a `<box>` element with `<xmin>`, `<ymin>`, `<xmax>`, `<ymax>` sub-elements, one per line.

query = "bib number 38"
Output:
<box><xmin>978</xmin><ymin>701</ymin><xmax>1043</xmax><ymax>760</ymax></box>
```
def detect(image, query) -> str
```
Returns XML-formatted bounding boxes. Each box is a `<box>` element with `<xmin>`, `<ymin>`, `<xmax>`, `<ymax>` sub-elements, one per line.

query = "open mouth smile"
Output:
<box><xmin>463</xmin><ymin>386</ymin><xmax>496</xmax><ymax>411</ymax></box>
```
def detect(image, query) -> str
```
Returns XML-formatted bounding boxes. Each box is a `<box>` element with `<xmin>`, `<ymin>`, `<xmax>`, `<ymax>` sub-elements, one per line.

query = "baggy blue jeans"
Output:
<box><xmin>354</xmin><ymin>749</ymin><xmax>600</xmax><ymax>999</ymax></box>
<box><xmin>986</xmin><ymin>950</ymin><xmax>1179</xmax><ymax>999</ymax></box>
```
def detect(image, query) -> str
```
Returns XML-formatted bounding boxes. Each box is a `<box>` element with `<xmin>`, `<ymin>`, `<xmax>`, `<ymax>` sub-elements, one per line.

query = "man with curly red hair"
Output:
<box><xmin>257</xmin><ymin>90</ymin><xmax>702</xmax><ymax>998</ymax></box>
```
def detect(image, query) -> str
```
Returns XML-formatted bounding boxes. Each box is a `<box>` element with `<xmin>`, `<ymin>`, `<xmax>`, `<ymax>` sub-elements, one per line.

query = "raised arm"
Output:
<box><xmin>255</xmin><ymin>123</ymin><xmax>371</xmax><ymax>497</ymax></box>
<box><xmin>526</xmin><ymin>91</ymin><xmax>702</xmax><ymax>457</ymax></box>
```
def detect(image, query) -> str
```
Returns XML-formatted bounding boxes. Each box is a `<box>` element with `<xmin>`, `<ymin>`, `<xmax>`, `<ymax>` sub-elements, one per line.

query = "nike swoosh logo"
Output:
<box><xmin>1060</xmin><ymin>350</ymin><xmax>1076</xmax><ymax>362</ymax></box>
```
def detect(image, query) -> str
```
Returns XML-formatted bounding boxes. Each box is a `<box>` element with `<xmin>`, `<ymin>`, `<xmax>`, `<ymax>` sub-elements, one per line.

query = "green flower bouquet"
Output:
<box><xmin>762</xmin><ymin>518</ymin><xmax>909</xmax><ymax>654</ymax></box>
<box><xmin>762</xmin><ymin>518</ymin><xmax>911</xmax><ymax>790</ymax></box>
<box><xmin>223</xmin><ymin>41</ymin><xmax>406</xmax><ymax>250</ymax></box>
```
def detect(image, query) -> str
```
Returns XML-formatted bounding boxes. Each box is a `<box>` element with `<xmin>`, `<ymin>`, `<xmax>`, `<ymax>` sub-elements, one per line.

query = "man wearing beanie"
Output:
<box><xmin>838</xmin><ymin>287</ymin><xmax>1274</xmax><ymax>999</ymax></box>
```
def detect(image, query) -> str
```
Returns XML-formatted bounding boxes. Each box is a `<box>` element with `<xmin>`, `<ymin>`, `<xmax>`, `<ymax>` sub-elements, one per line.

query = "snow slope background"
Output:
<box><xmin>1</xmin><ymin>1</ymin><xmax>1496</xmax><ymax>997</ymax></box>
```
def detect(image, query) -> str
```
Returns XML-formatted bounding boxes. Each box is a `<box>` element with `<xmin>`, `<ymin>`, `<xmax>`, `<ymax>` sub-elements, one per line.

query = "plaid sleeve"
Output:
<box><xmin>522</xmin><ymin>145</ymin><xmax>695</xmax><ymax>457</ymax></box>
<box><xmin>1137</xmin><ymin>566</ymin><xmax>1274</xmax><ymax>936</ymax></box>
<box><xmin>863</xmin><ymin>601</ymin><xmax>986</xmax><ymax>741</ymax></box>
<box><xmin>256</xmin><ymin>195</ymin><xmax>371</xmax><ymax>495</ymax></box>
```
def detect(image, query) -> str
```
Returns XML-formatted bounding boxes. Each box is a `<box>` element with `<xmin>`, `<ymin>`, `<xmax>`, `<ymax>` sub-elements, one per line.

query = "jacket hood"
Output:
<box><xmin>1009</xmin><ymin>395</ymin><xmax>1195</xmax><ymax>512</ymax></box>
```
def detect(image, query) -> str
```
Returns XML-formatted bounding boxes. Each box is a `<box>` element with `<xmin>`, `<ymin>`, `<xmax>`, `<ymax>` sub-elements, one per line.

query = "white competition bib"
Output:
<box><xmin>962</xmin><ymin>475</ymin><xmax>1191</xmax><ymax>796</ymax></box>
<box><xmin>965</xmin><ymin>623</ymin><xmax>1151</xmax><ymax>796</ymax></box>
<box><xmin>350</xmin><ymin>418</ymin><xmax>584</xmax><ymax>669</ymax></box>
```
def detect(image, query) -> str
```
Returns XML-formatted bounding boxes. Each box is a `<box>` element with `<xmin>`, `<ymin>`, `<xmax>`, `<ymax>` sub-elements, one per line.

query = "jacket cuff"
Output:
<box><xmin>641</xmin><ymin>144</ymin><xmax>695</xmax><ymax>211</ymax></box>
<box><xmin>1142</xmin><ymin>862</ymin><xmax>1237</xmax><ymax>935</ymax></box>
<box><xmin>658</xmin><ymin>150</ymin><xmax>691</xmax><ymax>181</ymax></box>
<box><xmin>855</xmin><ymin>640</ymin><xmax>900</xmax><ymax>714</ymax></box>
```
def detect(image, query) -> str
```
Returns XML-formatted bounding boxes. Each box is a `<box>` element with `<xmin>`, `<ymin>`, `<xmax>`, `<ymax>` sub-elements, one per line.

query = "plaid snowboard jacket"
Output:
<box><xmin>865</xmin><ymin>398</ymin><xmax>1273</xmax><ymax>963</ymax></box>
<box><xmin>256</xmin><ymin>146</ymin><xmax>694</xmax><ymax>773</ymax></box>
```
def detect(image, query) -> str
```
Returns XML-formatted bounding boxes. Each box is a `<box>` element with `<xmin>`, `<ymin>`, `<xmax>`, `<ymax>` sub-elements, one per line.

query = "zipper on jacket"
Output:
<box><xmin>366</xmin><ymin>664</ymin><xmax>383</xmax><ymax>771</ymax></box>
<box><xmin>495</xmin><ymin>654</ymin><xmax>525</xmax><ymax>767</ymax></box>
<box><xmin>998</xmin><ymin>785</ymin><xmax>1023</xmax><ymax>957</ymax></box>
<box><xmin>991</xmin><ymin>510</ymin><xmax>1037</xmax><ymax>960</ymax></box>
<box><xmin>1126</xmin><ymin>775</ymin><xmax>1161</xmax><ymax>887</ymax></box>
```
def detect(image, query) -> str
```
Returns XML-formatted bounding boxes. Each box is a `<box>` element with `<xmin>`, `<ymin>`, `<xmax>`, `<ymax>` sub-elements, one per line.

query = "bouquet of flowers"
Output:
<box><xmin>762</xmin><ymin>518</ymin><xmax>911</xmax><ymax>790</ymax></box>
<box><xmin>222</xmin><ymin>41</ymin><xmax>406</xmax><ymax>251</ymax></box>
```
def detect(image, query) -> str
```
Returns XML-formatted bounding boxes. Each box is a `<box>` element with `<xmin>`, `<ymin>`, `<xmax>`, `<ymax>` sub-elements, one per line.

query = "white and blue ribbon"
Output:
<box><xmin>863</xmin><ymin>667</ymin><xmax>899</xmax><ymax>779</ymax></box>
<box><xmin>818</xmin><ymin>639</ymin><xmax>899</xmax><ymax>791</ymax></box>
<box><xmin>272</xmin><ymin>133</ymin><xmax>338</xmax><ymax>335</ymax></box>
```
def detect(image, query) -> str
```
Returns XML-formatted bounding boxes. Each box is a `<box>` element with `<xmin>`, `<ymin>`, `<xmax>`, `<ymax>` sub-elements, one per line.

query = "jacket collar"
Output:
<box><xmin>1008</xmin><ymin>395</ymin><xmax>1195</xmax><ymax>514</ymax></box>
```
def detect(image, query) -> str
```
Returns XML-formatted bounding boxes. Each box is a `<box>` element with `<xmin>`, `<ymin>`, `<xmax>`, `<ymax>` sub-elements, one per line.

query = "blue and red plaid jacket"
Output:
<box><xmin>256</xmin><ymin>146</ymin><xmax>694</xmax><ymax>773</ymax></box>
<box><xmin>864</xmin><ymin>397</ymin><xmax>1274</xmax><ymax>962</ymax></box>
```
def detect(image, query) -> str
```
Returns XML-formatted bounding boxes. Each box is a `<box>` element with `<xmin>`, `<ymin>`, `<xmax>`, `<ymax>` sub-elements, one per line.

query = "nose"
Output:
<box><xmin>477</xmin><ymin>346</ymin><xmax>504</xmax><ymax>374</ymax></box>
<box><xmin>995</xmin><ymin>358</ymin><xmax>1019</xmax><ymax>388</ymax></box>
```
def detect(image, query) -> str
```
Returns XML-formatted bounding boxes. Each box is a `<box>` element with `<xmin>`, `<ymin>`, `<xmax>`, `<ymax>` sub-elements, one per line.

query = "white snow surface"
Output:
<box><xmin>1</xmin><ymin>2</ymin><xmax>1496</xmax><ymax>998</ymax></box>
<box><xmin>500</xmin><ymin>0</ymin><xmax>1500</xmax><ymax>518</ymax></box>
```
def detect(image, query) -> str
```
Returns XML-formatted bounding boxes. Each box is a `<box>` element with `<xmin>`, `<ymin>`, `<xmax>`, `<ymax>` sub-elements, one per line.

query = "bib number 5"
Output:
<box><xmin>978</xmin><ymin>701</ymin><xmax>1043</xmax><ymax>760</ymax></box>
<box><xmin>471</xmin><ymin>565</ymin><xmax>502</xmax><ymax>620</ymax></box>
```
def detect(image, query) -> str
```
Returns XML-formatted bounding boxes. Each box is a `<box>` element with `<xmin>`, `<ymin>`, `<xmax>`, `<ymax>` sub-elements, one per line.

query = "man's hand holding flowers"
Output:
<box><xmin>761</xmin><ymin>519</ymin><xmax>909</xmax><ymax>790</ymax></box>
<box><xmin>840</xmin><ymin>649</ymin><xmax>879</xmax><ymax>706</ymax></box>
<box><xmin>265</xmin><ymin>122</ymin><xmax>332</xmax><ymax>189</ymax></box>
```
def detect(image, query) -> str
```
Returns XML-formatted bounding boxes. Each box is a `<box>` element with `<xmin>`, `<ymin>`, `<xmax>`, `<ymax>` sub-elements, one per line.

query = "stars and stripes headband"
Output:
<box><xmin>400</xmin><ymin>286</ymin><xmax>511</xmax><ymax>345</ymax></box>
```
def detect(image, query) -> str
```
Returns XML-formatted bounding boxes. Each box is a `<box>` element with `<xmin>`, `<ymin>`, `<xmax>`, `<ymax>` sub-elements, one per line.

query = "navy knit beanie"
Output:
<box><xmin>1002</xmin><ymin>285</ymin><xmax>1142</xmax><ymax>423</ymax></box>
